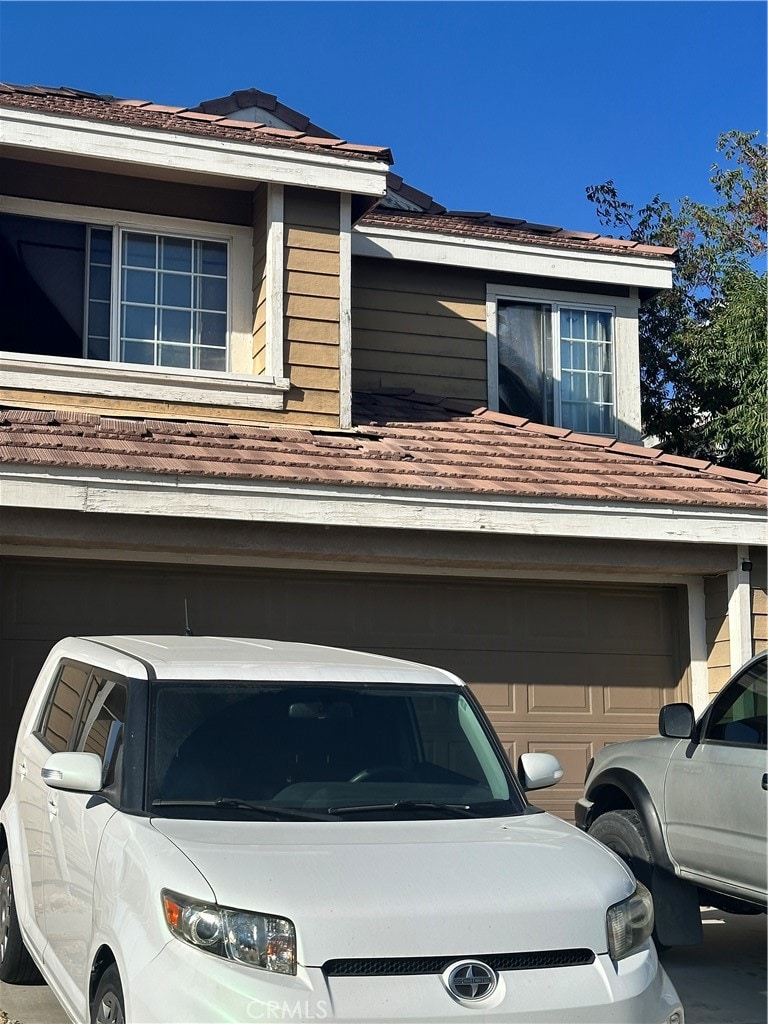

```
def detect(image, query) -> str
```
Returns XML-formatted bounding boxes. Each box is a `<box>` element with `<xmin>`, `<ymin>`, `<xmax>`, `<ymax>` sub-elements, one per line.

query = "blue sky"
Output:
<box><xmin>0</xmin><ymin>1</ymin><xmax>764</xmax><ymax>233</ymax></box>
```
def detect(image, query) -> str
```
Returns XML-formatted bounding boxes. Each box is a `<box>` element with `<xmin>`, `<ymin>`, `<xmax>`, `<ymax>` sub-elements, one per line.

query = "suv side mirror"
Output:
<box><xmin>518</xmin><ymin>752</ymin><xmax>564</xmax><ymax>791</ymax></box>
<box><xmin>42</xmin><ymin>752</ymin><xmax>103</xmax><ymax>793</ymax></box>
<box><xmin>659</xmin><ymin>703</ymin><xmax>695</xmax><ymax>740</ymax></box>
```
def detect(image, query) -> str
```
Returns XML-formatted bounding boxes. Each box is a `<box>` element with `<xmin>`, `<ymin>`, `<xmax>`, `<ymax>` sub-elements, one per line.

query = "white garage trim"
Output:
<box><xmin>686</xmin><ymin>578</ymin><xmax>710</xmax><ymax>714</ymax></box>
<box><xmin>2</xmin><ymin>464</ymin><xmax>764</xmax><ymax>545</ymax></box>
<box><xmin>728</xmin><ymin>545</ymin><xmax>755</xmax><ymax>670</ymax></box>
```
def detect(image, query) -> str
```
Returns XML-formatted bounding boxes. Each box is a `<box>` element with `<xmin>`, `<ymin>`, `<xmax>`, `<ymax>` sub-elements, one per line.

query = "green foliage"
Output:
<box><xmin>586</xmin><ymin>130</ymin><xmax>767</xmax><ymax>475</ymax></box>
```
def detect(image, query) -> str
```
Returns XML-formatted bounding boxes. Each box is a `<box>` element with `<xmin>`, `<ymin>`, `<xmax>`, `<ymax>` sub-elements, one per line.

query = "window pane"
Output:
<box><xmin>571</xmin><ymin>342</ymin><xmax>586</xmax><ymax>370</ymax></box>
<box><xmin>161</xmin><ymin>272</ymin><xmax>192</xmax><ymax>308</ymax></box>
<box><xmin>123</xmin><ymin>233</ymin><xmax>156</xmax><ymax>269</ymax></box>
<box><xmin>561</xmin><ymin>308</ymin><xmax>585</xmax><ymax>340</ymax></box>
<box><xmin>161</xmin><ymin>237</ymin><xmax>192</xmax><ymax>272</ymax></box>
<box><xmin>160</xmin><ymin>309</ymin><xmax>191</xmax><ymax>343</ymax></box>
<box><xmin>497</xmin><ymin>301</ymin><xmax>551</xmax><ymax>420</ymax></box>
<box><xmin>198</xmin><ymin>276</ymin><xmax>227</xmax><ymax>311</ymax></box>
<box><xmin>600</xmin><ymin>405</ymin><xmax>615</xmax><ymax>434</ymax></box>
<box><xmin>195</xmin><ymin>346</ymin><xmax>226</xmax><ymax>371</ymax></box>
<box><xmin>87</xmin><ymin>337</ymin><xmax>109</xmax><ymax>361</ymax></box>
<box><xmin>159</xmin><ymin>343</ymin><xmax>191</xmax><ymax>368</ymax></box>
<box><xmin>562</xmin><ymin>402</ymin><xmax>588</xmax><ymax>432</ymax></box>
<box><xmin>89</xmin><ymin>264</ymin><xmax>111</xmax><ymax>301</ymax></box>
<box><xmin>571</xmin><ymin>374</ymin><xmax>587</xmax><ymax>402</ymax></box>
<box><xmin>588</xmin><ymin>374</ymin><xmax>600</xmax><ymax>403</ymax></box>
<box><xmin>40</xmin><ymin>664</ymin><xmax>91</xmax><ymax>752</ymax></box>
<box><xmin>198</xmin><ymin>311</ymin><xmax>226</xmax><ymax>347</ymax></box>
<box><xmin>88</xmin><ymin>300</ymin><xmax>110</xmax><ymax>339</ymax></box>
<box><xmin>197</xmin><ymin>241</ymin><xmax>227</xmax><ymax>276</ymax></box>
<box><xmin>90</xmin><ymin>228</ymin><xmax>112</xmax><ymax>261</ymax></box>
<box><xmin>124</xmin><ymin>269</ymin><xmax>156</xmax><ymax>305</ymax></box>
<box><xmin>122</xmin><ymin>339</ymin><xmax>154</xmax><ymax>365</ymax></box>
<box><xmin>123</xmin><ymin>304</ymin><xmax>155</xmax><ymax>341</ymax></box>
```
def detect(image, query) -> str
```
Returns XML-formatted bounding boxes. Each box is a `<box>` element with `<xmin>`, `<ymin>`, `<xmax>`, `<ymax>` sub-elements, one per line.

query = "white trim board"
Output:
<box><xmin>352</xmin><ymin>224</ymin><xmax>674</xmax><ymax>291</ymax></box>
<box><xmin>2</xmin><ymin>465</ymin><xmax>764</xmax><ymax>546</ymax></box>
<box><xmin>338</xmin><ymin>194</ymin><xmax>353</xmax><ymax>429</ymax></box>
<box><xmin>1</xmin><ymin>106</ymin><xmax>389</xmax><ymax>196</ymax></box>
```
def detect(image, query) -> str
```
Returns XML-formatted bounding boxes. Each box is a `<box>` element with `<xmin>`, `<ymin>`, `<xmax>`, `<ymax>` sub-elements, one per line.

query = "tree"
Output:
<box><xmin>586</xmin><ymin>131</ymin><xmax>767</xmax><ymax>475</ymax></box>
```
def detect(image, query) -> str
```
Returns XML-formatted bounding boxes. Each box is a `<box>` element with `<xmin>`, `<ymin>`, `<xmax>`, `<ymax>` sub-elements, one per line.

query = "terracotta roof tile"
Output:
<box><xmin>1</xmin><ymin>393</ymin><xmax>765</xmax><ymax>513</ymax></box>
<box><xmin>0</xmin><ymin>83</ymin><xmax>392</xmax><ymax>163</ymax></box>
<box><xmin>359</xmin><ymin>209</ymin><xmax>677</xmax><ymax>261</ymax></box>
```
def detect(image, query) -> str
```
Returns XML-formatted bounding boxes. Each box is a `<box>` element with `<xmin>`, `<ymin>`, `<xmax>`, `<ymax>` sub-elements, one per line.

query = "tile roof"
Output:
<box><xmin>1</xmin><ymin>395</ymin><xmax>764</xmax><ymax>511</ymax></box>
<box><xmin>0</xmin><ymin>83</ymin><xmax>392</xmax><ymax>163</ymax></box>
<box><xmin>359</xmin><ymin>209</ymin><xmax>677</xmax><ymax>261</ymax></box>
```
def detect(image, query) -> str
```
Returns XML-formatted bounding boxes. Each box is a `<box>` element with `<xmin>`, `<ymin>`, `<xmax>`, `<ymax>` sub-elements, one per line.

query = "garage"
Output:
<box><xmin>0</xmin><ymin>556</ymin><xmax>689</xmax><ymax>816</ymax></box>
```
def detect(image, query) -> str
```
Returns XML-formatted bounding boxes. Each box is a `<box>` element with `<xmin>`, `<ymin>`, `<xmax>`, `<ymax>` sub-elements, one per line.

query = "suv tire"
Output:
<box><xmin>588</xmin><ymin>810</ymin><xmax>652</xmax><ymax>882</ymax></box>
<box><xmin>92</xmin><ymin>963</ymin><xmax>126</xmax><ymax>1024</ymax></box>
<box><xmin>0</xmin><ymin>848</ymin><xmax>42</xmax><ymax>984</ymax></box>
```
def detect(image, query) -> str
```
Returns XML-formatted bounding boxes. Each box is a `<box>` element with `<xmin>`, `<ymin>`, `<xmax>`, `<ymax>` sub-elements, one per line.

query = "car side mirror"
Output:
<box><xmin>518</xmin><ymin>752</ymin><xmax>564</xmax><ymax>791</ymax></box>
<box><xmin>659</xmin><ymin>703</ymin><xmax>695</xmax><ymax>740</ymax></box>
<box><xmin>42</xmin><ymin>752</ymin><xmax>103</xmax><ymax>793</ymax></box>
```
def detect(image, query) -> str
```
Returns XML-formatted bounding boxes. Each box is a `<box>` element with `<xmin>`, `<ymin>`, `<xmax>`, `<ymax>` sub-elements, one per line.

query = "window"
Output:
<box><xmin>73</xmin><ymin>676</ymin><xmax>128</xmax><ymax>788</ymax></box>
<box><xmin>493</xmin><ymin>295</ymin><xmax>616</xmax><ymax>435</ymax></box>
<box><xmin>704</xmin><ymin>658</ymin><xmax>767</xmax><ymax>749</ymax></box>
<box><xmin>2</xmin><ymin>212</ymin><xmax>229</xmax><ymax>371</ymax></box>
<box><xmin>37</xmin><ymin>663</ymin><xmax>91</xmax><ymax>753</ymax></box>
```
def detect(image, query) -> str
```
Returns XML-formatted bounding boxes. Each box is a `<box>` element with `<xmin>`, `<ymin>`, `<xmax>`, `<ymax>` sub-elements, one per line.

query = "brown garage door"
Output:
<box><xmin>0</xmin><ymin>557</ymin><xmax>689</xmax><ymax>816</ymax></box>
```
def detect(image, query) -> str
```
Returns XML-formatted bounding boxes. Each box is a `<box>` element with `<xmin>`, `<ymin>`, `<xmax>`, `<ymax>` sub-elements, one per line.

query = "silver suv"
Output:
<box><xmin>576</xmin><ymin>651</ymin><xmax>767</xmax><ymax>947</ymax></box>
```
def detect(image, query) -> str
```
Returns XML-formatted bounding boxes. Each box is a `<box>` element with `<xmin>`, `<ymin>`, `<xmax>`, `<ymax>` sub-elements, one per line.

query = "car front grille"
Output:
<box><xmin>323</xmin><ymin>948</ymin><xmax>595</xmax><ymax>977</ymax></box>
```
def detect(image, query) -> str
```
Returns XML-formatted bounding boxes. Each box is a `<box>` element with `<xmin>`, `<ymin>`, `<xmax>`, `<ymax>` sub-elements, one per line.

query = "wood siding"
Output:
<box><xmin>252</xmin><ymin>185</ymin><xmax>268</xmax><ymax>376</ymax></box>
<box><xmin>282</xmin><ymin>186</ymin><xmax>341</xmax><ymax>425</ymax></box>
<box><xmin>705</xmin><ymin>574</ymin><xmax>730</xmax><ymax>694</ymax></box>
<box><xmin>351</xmin><ymin>257</ymin><xmax>487</xmax><ymax>403</ymax></box>
<box><xmin>1</xmin><ymin>157</ymin><xmax>252</xmax><ymax>225</ymax></box>
<box><xmin>751</xmin><ymin>546</ymin><xmax>767</xmax><ymax>655</ymax></box>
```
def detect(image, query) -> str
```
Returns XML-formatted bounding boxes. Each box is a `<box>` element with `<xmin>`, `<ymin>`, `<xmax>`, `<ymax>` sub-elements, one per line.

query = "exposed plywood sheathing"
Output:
<box><xmin>704</xmin><ymin>574</ymin><xmax>730</xmax><ymax>694</ymax></box>
<box><xmin>351</xmin><ymin>257</ymin><xmax>487</xmax><ymax>404</ymax></box>
<box><xmin>282</xmin><ymin>186</ymin><xmax>341</xmax><ymax>426</ymax></box>
<box><xmin>252</xmin><ymin>184</ymin><xmax>268</xmax><ymax>375</ymax></box>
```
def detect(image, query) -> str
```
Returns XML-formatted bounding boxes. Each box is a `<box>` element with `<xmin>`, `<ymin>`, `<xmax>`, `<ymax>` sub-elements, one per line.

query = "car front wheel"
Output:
<box><xmin>0</xmin><ymin>848</ymin><xmax>41</xmax><ymax>984</ymax></box>
<box><xmin>92</xmin><ymin>964</ymin><xmax>126</xmax><ymax>1024</ymax></box>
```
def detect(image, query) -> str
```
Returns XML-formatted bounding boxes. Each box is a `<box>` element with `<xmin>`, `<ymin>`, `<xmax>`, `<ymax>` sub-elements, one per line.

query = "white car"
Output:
<box><xmin>0</xmin><ymin>636</ymin><xmax>683</xmax><ymax>1024</ymax></box>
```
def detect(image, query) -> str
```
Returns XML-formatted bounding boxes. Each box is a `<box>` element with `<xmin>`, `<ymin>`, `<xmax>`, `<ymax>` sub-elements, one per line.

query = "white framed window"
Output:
<box><xmin>0</xmin><ymin>195</ymin><xmax>288</xmax><ymax>409</ymax></box>
<box><xmin>487</xmin><ymin>286</ymin><xmax>618</xmax><ymax>436</ymax></box>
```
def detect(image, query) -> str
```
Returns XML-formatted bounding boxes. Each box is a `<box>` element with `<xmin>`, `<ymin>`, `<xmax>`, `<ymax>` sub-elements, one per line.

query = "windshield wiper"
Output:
<box><xmin>151</xmin><ymin>799</ymin><xmax>337</xmax><ymax>822</ymax></box>
<box><xmin>328</xmin><ymin>800</ymin><xmax>477</xmax><ymax>818</ymax></box>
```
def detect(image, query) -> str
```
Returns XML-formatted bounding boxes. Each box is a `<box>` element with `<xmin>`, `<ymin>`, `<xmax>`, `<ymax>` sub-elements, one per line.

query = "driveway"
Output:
<box><xmin>1</xmin><ymin>910</ymin><xmax>765</xmax><ymax>1024</ymax></box>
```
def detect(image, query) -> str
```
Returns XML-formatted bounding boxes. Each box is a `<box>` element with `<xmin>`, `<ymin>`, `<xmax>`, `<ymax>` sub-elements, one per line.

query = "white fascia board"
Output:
<box><xmin>352</xmin><ymin>224</ymin><xmax>674</xmax><ymax>291</ymax></box>
<box><xmin>2</xmin><ymin>465</ymin><xmax>764</xmax><ymax>547</ymax></box>
<box><xmin>1</xmin><ymin>106</ymin><xmax>389</xmax><ymax>197</ymax></box>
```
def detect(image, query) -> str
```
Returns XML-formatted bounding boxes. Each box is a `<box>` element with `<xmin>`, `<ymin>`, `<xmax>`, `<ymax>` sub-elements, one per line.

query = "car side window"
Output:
<box><xmin>37</xmin><ymin>662</ymin><xmax>91</xmax><ymax>753</ymax></box>
<box><xmin>73</xmin><ymin>676</ymin><xmax>128</xmax><ymax>789</ymax></box>
<box><xmin>703</xmin><ymin>658</ymin><xmax>767</xmax><ymax>749</ymax></box>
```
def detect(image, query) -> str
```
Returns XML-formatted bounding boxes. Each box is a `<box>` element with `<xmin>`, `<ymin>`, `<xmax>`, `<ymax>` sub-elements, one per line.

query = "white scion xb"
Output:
<box><xmin>0</xmin><ymin>636</ymin><xmax>683</xmax><ymax>1024</ymax></box>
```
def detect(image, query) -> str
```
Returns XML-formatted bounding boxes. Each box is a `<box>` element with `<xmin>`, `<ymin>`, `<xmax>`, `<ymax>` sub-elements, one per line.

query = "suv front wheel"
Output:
<box><xmin>588</xmin><ymin>810</ymin><xmax>652</xmax><ymax>884</ymax></box>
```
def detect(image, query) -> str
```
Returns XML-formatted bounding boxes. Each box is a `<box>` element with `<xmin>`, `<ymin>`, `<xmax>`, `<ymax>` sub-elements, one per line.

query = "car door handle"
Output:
<box><xmin>17</xmin><ymin>760</ymin><xmax>27</xmax><ymax>778</ymax></box>
<box><xmin>763</xmin><ymin>774</ymin><xmax>767</xmax><ymax>791</ymax></box>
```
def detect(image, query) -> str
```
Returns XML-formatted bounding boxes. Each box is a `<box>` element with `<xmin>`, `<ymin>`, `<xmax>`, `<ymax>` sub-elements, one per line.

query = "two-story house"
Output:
<box><xmin>1</xmin><ymin>83</ymin><xmax>765</xmax><ymax>815</ymax></box>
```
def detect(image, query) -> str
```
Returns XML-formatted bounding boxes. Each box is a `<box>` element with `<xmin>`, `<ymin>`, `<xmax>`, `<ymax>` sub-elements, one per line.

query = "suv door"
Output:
<box><xmin>43</xmin><ymin>672</ymin><xmax>126</xmax><ymax>1017</ymax></box>
<box><xmin>664</xmin><ymin>655</ymin><xmax>767</xmax><ymax>899</ymax></box>
<box><xmin>14</xmin><ymin>661</ymin><xmax>91</xmax><ymax>962</ymax></box>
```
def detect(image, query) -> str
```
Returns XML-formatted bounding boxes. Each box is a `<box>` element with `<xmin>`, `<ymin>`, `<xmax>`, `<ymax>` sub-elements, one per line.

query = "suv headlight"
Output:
<box><xmin>606</xmin><ymin>882</ymin><xmax>654</xmax><ymax>960</ymax></box>
<box><xmin>162</xmin><ymin>890</ymin><xmax>296</xmax><ymax>975</ymax></box>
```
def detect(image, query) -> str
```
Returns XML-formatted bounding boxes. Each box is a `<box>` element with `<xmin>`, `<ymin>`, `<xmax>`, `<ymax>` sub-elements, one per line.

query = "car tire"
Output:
<box><xmin>0</xmin><ymin>848</ymin><xmax>42</xmax><ymax>984</ymax></box>
<box><xmin>91</xmin><ymin>963</ymin><xmax>126</xmax><ymax>1024</ymax></box>
<box><xmin>588</xmin><ymin>810</ymin><xmax>652</xmax><ymax>882</ymax></box>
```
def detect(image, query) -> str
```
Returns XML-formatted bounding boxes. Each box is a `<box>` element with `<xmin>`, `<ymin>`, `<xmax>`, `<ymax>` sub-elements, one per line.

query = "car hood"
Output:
<box><xmin>151</xmin><ymin>812</ymin><xmax>632</xmax><ymax>964</ymax></box>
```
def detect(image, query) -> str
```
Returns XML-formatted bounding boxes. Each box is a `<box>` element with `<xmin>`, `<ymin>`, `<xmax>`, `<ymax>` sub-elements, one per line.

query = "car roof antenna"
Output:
<box><xmin>184</xmin><ymin>598</ymin><xmax>194</xmax><ymax>637</ymax></box>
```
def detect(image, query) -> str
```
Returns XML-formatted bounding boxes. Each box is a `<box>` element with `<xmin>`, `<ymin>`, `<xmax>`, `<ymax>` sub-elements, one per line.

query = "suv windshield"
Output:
<box><xmin>147</xmin><ymin>682</ymin><xmax>525</xmax><ymax>820</ymax></box>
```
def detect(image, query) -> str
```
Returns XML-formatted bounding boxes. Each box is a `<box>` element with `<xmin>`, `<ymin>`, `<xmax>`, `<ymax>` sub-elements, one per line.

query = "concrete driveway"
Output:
<box><xmin>1</xmin><ymin>910</ymin><xmax>765</xmax><ymax>1024</ymax></box>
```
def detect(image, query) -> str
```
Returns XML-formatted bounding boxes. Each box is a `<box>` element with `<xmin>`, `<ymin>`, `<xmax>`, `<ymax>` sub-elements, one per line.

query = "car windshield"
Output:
<box><xmin>147</xmin><ymin>682</ymin><xmax>525</xmax><ymax>820</ymax></box>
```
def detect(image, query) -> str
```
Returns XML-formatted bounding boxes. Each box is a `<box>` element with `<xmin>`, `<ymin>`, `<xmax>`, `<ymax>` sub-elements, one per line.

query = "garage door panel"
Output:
<box><xmin>0</xmin><ymin>559</ymin><xmax>689</xmax><ymax>818</ymax></box>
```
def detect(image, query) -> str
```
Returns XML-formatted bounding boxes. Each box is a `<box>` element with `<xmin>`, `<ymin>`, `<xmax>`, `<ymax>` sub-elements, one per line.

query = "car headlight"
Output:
<box><xmin>606</xmin><ymin>881</ymin><xmax>654</xmax><ymax>960</ymax></box>
<box><xmin>162</xmin><ymin>890</ymin><xmax>296</xmax><ymax>975</ymax></box>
